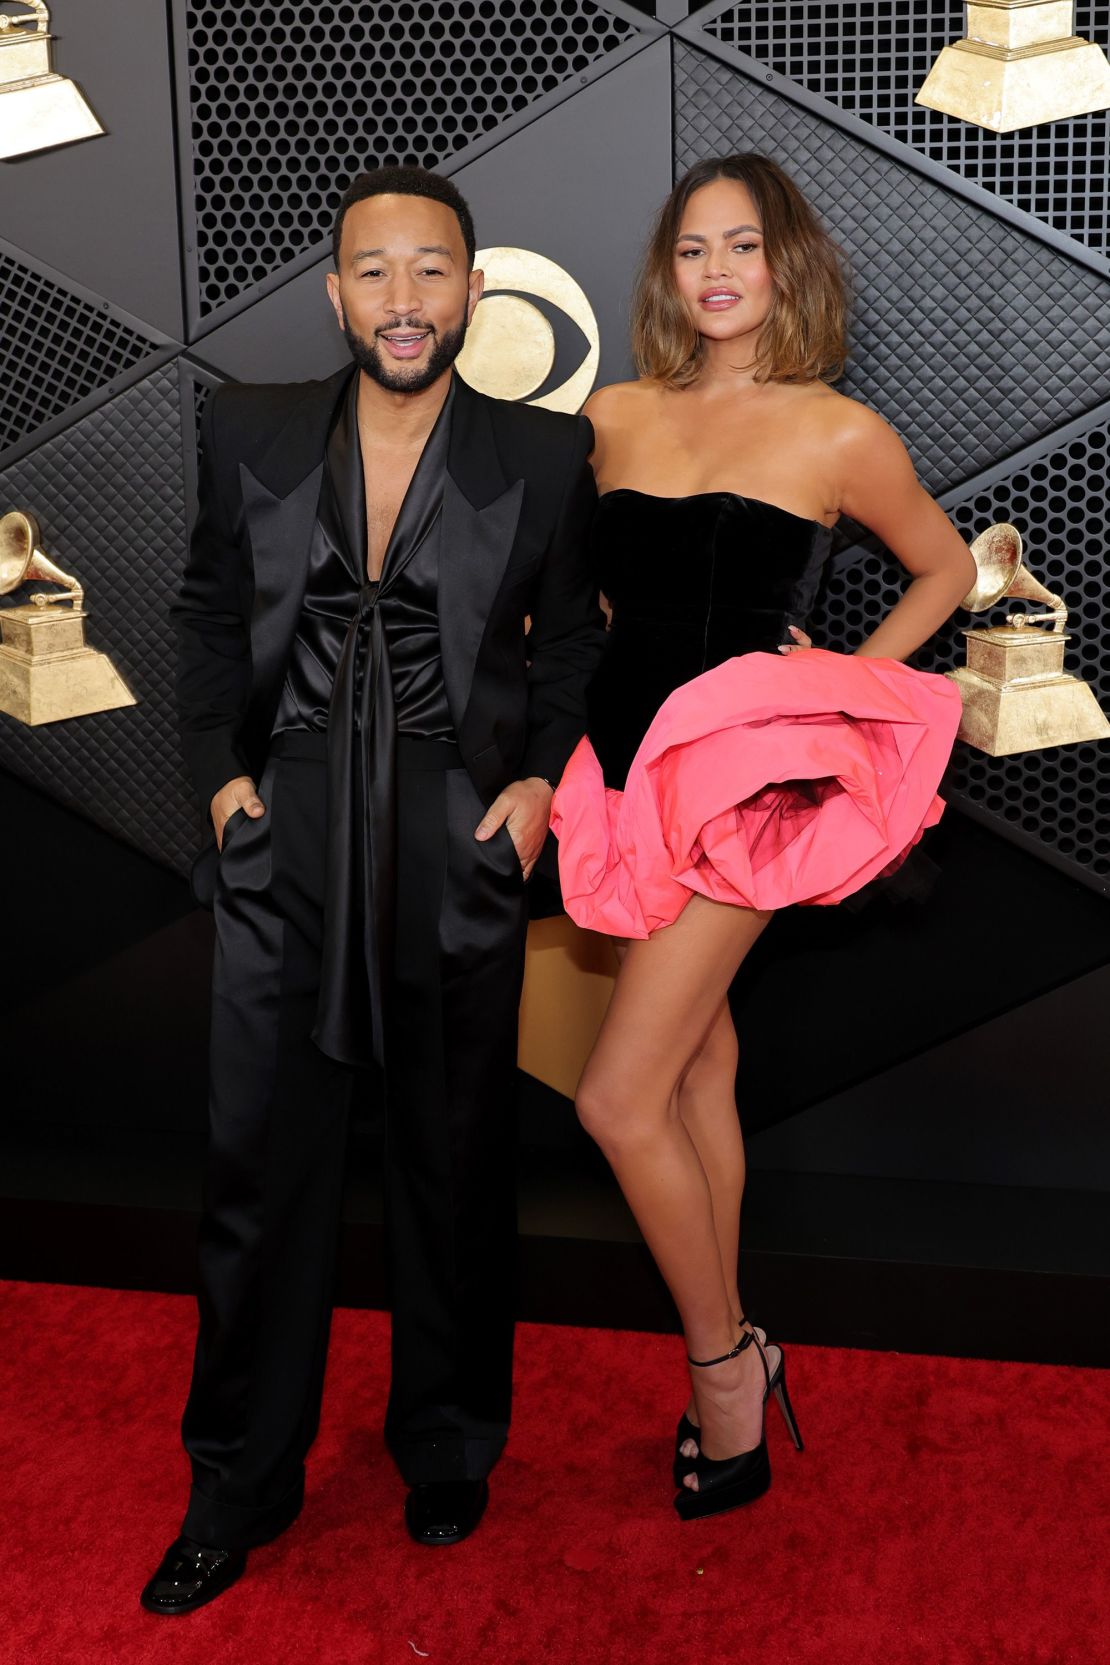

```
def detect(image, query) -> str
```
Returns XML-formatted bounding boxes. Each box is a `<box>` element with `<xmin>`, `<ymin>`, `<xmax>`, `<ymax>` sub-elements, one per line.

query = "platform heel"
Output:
<box><xmin>672</xmin><ymin>1318</ymin><xmax>767</xmax><ymax>1486</ymax></box>
<box><xmin>674</xmin><ymin>1329</ymin><xmax>803</xmax><ymax>1522</ymax></box>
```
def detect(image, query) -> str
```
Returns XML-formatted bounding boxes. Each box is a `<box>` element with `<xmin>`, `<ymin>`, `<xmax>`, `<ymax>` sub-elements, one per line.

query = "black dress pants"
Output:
<box><xmin>181</xmin><ymin>736</ymin><xmax>528</xmax><ymax>1550</ymax></box>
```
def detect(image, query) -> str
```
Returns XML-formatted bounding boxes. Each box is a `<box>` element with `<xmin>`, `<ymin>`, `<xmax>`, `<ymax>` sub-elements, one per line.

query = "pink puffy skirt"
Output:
<box><xmin>550</xmin><ymin>648</ymin><xmax>963</xmax><ymax>940</ymax></box>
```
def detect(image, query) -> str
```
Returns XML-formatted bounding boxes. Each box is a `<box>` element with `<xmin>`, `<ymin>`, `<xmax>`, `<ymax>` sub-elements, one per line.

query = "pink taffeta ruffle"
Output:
<box><xmin>550</xmin><ymin>648</ymin><xmax>964</xmax><ymax>939</ymax></box>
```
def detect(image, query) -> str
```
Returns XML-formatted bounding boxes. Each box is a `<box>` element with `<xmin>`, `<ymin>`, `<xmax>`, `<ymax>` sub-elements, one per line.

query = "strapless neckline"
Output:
<box><xmin>598</xmin><ymin>486</ymin><xmax>831</xmax><ymax>536</ymax></box>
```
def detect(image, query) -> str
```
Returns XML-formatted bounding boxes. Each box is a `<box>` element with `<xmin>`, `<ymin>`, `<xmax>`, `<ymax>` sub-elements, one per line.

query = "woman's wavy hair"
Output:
<box><xmin>631</xmin><ymin>154</ymin><xmax>849</xmax><ymax>388</ymax></box>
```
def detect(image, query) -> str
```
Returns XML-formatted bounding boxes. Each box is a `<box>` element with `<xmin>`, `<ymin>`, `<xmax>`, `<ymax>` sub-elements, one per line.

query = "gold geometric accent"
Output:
<box><xmin>0</xmin><ymin>2</ymin><xmax>103</xmax><ymax>160</ymax></box>
<box><xmin>461</xmin><ymin>293</ymin><xmax>556</xmax><ymax>404</ymax></box>
<box><xmin>457</xmin><ymin>247</ymin><xmax>601</xmax><ymax>415</ymax></box>
<box><xmin>916</xmin><ymin>1</ymin><xmax>1110</xmax><ymax>132</ymax></box>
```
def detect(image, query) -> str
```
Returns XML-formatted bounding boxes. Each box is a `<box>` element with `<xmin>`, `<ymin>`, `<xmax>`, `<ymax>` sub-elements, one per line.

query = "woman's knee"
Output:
<box><xmin>575</xmin><ymin>1073</ymin><xmax>620</xmax><ymax>1147</ymax></box>
<box><xmin>576</xmin><ymin>1073</ymin><xmax>664</xmax><ymax>1152</ymax></box>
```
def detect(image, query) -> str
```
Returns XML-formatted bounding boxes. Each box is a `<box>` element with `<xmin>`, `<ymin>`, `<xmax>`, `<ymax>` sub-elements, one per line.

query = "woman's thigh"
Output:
<box><xmin>582</xmin><ymin>895</ymin><xmax>770</xmax><ymax>1115</ymax></box>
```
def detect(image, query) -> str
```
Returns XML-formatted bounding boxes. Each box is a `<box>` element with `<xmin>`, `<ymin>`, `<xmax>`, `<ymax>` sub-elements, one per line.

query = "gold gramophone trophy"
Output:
<box><xmin>949</xmin><ymin>522</ymin><xmax>1109</xmax><ymax>755</ymax></box>
<box><xmin>0</xmin><ymin>1</ymin><xmax>103</xmax><ymax>160</ymax></box>
<box><xmin>0</xmin><ymin>510</ymin><xmax>135</xmax><ymax>724</ymax></box>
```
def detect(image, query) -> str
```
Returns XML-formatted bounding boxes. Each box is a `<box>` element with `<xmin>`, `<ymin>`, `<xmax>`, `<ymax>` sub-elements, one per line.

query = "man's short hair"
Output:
<box><xmin>331</xmin><ymin>166</ymin><xmax>477</xmax><ymax>271</ymax></box>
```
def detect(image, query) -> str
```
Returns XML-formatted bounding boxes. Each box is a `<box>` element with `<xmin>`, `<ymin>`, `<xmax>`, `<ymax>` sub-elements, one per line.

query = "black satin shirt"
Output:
<box><xmin>274</xmin><ymin>370</ymin><xmax>455</xmax><ymax>740</ymax></box>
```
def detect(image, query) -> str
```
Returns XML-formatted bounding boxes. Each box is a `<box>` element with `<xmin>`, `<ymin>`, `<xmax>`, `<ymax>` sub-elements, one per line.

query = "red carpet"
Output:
<box><xmin>0</xmin><ymin>1280</ymin><xmax>1106</xmax><ymax>1665</ymax></box>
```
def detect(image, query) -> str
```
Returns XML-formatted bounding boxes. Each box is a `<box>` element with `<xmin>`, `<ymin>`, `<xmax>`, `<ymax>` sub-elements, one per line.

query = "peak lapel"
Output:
<box><xmin>242</xmin><ymin>366</ymin><xmax>352</xmax><ymax>703</ymax></box>
<box><xmin>439</xmin><ymin>376</ymin><xmax>524</xmax><ymax>729</ymax></box>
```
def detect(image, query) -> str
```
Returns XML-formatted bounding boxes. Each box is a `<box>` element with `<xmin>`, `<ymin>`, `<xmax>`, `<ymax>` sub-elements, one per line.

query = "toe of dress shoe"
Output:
<box><xmin>405</xmin><ymin>1479</ymin><xmax>489</xmax><ymax>1546</ymax></box>
<box><xmin>140</xmin><ymin>1536</ymin><xmax>247</xmax><ymax>1615</ymax></box>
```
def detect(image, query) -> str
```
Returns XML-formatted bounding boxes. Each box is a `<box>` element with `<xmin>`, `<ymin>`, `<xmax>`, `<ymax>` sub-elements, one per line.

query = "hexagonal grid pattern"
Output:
<box><xmin>0</xmin><ymin>366</ymin><xmax>198</xmax><ymax>875</ymax></box>
<box><xmin>701</xmin><ymin>1</ymin><xmax>1110</xmax><ymax>256</ymax></box>
<box><xmin>0</xmin><ymin>250</ymin><xmax>161</xmax><ymax>458</ymax></box>
<box><xmin>811</xmin><ymin>419</ymin><xmax>1110</xmax><ymax>886</ymax></box>
<box><xmin>673</xmin><ymin>44</ymin><xmax>1110</xmax><ymax>498</ymax></box>
<box><xmin>184</xmin><ymin>0</ymin><xmax>641</xmax><ymax>317</ymax></box>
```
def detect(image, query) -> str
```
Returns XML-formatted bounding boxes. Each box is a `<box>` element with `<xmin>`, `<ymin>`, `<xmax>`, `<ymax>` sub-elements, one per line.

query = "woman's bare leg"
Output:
<box><xmin>577</xmin><ymin>896</ymin><xmax>774</xmax><ymax>1473</ymax></box>
<box><xmin>609</xmin><ymin>964</ymin><xmax>747</xmax><ymax>1342</ymax></box>
<box><xmin>671</xmin><ymin>1001</ymin><xmax>750</xmax><ymax>1444</ymax></box>
<box><xmin>676</xmin><ymin>1000</ymin><xmax>745</xmax><ymax>1329</ymax></box>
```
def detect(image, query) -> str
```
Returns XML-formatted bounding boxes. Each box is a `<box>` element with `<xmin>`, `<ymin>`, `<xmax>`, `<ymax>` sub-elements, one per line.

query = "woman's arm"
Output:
<box><xmin>835</xmin><ymin>406</ymin><xmax>975</xmax><ymax>662</ymax></box>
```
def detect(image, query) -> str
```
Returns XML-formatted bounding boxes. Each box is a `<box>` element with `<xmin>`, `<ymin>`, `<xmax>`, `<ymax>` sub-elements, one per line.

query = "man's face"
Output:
<box><xmin>326</xmin><ymin>193</ymin><xmax>483</xmax><ymax>393</ymax></box>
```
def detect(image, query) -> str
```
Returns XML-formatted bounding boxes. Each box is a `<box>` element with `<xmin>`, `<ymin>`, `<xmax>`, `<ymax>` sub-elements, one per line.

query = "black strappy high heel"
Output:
<box><xmin>674</xmin><ymin>1328</ymin><xmax>804</xmax><ymax>1521</ymax></box>
<box><xmin>672</xmin><ymin>1319</ymin><xmax>768</xmax><ymax>1487</ymax></box>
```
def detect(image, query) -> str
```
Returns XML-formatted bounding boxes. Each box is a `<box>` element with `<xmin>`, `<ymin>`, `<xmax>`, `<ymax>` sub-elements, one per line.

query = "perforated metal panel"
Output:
<box><xmin>672</xmin><ymin>43</ymin><xmax>1110</xmax><ymax>498</ymax></box>
<box><xmin>0</xmin><ymin>249</ymin><xmax>162</xmax><ymax>459</ymax></box>
<box><xmin>811</xmin><ymin>413</ymin><xmax>1110</xmax><ymax>887</ymax></box>
<box><xmin>700</xmin><ymin>1</ymin><xmax>1110</xmax><ymax>257</ymax></box>
<box><xmin>0</xmin><ymin>366</ymin><xmax>198</xmax><ymax>875</ymax></box>
<box><xmin>182</xmin><ymin>0</ymin><xmax>642</xmax><ymax>318</ymax></box>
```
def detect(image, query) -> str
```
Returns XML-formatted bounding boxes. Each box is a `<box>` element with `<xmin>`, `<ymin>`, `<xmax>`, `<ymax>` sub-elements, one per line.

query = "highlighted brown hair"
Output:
<box><xmin>631</xmin><ymin>155</ymin><xmax>848</xmax><ymax>387</ymax></box>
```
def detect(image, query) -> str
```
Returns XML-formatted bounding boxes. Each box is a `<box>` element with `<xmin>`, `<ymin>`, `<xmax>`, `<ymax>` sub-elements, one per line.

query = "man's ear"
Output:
<box><xmin>466</xmin><ymin>267</ymin><xmax>485</xmax><ymax>324</ymax></box>
<box><xmin>326</xmin><ymin>270</ymin><xmax>345</xmax><ymax>332</ymax></box>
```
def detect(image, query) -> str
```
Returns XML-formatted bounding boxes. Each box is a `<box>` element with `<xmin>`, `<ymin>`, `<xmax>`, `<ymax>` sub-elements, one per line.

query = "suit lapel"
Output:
<box><xmin>439</xmin><ymin>375</ymin><xmax>524</xmax><ymax>729</ymax></box>
<box><xmin>241</xmin><ymin>366</ymin><xmax>352</xmax><ymax>701</ymax></box>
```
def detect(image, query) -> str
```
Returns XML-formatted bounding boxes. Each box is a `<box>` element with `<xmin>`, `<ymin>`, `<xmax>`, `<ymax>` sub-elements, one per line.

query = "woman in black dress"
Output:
<box><xmin>551</xmin><ymin>156</ymin><xmax>974</xmax><ymax>1520</ymax></box>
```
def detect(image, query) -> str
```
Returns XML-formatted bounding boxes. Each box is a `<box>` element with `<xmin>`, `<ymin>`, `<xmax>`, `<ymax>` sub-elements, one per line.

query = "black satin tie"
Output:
<box><xmin>312</xmin><ymin>376</ymin><xmax>456</xmax><ymax>1069</ymax></box>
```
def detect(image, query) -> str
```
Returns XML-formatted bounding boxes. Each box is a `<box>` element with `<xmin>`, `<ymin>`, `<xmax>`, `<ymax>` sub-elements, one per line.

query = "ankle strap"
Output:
<box><xmin>687</xmin><ymin>1330</ymin><xmax>754</xmax><ymax>1369</ymax></box>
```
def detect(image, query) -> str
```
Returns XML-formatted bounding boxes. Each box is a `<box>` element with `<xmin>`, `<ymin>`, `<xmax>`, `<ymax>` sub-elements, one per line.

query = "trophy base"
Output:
<box><xmin>948</xmin><ymin>667</ymin><xmax>1110</xmax><ymax>756</ymax></box>
<box><xmin>0</xmin><ymin>643</ymin><xmax>136</xmax><ymax>725</ymax></box>
<box><xmin>0</xmin><ymin>74</ymin><xmax>104</xmax><ymax>162</ymax></box>
<box><xmin>916</xmin><ymin>37</ymin><xmax>1110</xmax><ymax>132</ymax></box>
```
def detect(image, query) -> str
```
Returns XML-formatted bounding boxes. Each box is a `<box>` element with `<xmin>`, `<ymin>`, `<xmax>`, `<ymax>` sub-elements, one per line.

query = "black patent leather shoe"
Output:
<box><xmin>404</xmin><ymin>1478</ymin><xmax>489</xmax><ymax>1546</ymax></box>
<box><xmin>140</xmin><ymin>1536</ymin><xmax>247</xmax><ymax>1615</ymax></box>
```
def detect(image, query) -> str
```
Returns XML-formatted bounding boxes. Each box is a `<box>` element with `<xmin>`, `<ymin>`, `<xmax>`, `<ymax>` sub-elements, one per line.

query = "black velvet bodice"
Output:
<box><xmin>586</xmin><ymin>489</ymin><xmax>834</xmax><ymax>789</ymax></box>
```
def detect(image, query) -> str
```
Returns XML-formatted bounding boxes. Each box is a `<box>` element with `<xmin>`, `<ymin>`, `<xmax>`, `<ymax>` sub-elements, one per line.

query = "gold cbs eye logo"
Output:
<box><xmin>455</xmin><ymin>248</ymin><xmax>600</xmax><ymax>415</ymax></box>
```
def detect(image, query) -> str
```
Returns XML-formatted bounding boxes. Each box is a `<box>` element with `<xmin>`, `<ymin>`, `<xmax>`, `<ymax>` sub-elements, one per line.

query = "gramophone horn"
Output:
<box><xmin>961</xmin><ymin>522</ymin><xmax>1023</xmax><ymax>611</ymax></box>
<box><xmin>960</xmin><ymin>520</ymin><xmax>1067</xmax><ymax>627</ymax></box>
<box><xmin>0</xmin><ymin>509</ymin><xmax>82</xmax><ymax>601</ymax></box>
<box><xmin>0</xmin><ymin>509</ymin><xmax>38</xmax><ymax>593</ymax></box>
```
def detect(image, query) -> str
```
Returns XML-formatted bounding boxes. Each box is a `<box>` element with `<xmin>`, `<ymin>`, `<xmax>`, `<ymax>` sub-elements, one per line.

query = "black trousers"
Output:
<box><xmin>180</xmin><ymin>736</ymin><xmax>528</xmax><ymax>1550</ymax></box>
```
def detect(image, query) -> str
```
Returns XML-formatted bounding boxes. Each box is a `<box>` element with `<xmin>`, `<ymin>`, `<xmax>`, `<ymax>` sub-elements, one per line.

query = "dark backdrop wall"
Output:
<box><xmin>1</xmin><ymin>1</ymin><xmax>1108</xmax><ymax>1292</ymax></box>
<box><xmin>2</xmin><ymin>1</ymin><xmax>1108</xmax><ymax>892</ymax></box>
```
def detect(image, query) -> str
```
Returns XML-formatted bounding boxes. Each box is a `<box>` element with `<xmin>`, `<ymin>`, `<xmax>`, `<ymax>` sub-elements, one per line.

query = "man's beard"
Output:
<box><xmin>342</xmin><ymin>311</ymin><xmax>468</xmax><ymax>393</ymax></box>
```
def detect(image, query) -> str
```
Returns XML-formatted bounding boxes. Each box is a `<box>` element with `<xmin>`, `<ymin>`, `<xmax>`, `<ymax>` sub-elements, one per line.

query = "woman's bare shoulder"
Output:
<box><xmin>583</xmin><ymin>378</ymin><xmax>660</xmax><ymax>426</ymax></box>
<box><xmin>804</xmin><ymin>384</ymin><xmax>898</xmax><ymax>444</ymax></box>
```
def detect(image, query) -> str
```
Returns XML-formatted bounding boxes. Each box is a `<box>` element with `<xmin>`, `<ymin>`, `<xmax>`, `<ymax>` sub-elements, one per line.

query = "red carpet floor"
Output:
<box><xmin>1</xmin><ymin>1280</ymin><xmax>1106</xmax><ymax>1665</ymax></box>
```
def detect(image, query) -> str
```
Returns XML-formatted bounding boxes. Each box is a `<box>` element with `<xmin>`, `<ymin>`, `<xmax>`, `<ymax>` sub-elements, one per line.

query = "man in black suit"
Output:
<box><xmin>142</xmin><ymin>167</ymin><xmax>603</xmax><ymax>1614</ymax></box>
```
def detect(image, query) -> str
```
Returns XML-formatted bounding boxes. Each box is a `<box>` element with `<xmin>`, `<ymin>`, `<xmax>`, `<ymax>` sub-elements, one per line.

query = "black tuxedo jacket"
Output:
<box><xmin>173</xmin><ymin>367</ymin><xmax>605</xmax><ymax>825</ymax></box>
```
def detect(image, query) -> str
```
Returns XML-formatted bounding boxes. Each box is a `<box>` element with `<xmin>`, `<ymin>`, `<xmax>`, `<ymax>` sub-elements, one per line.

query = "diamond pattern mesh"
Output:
<box><xmin>0</xmin><ymin>366</ymin><xmax>197</xmax><ymax>875</ymax></box>
<box><xmin>673</xmin><ymin>44</ymin><xmax>1110</xmax><ymax>498</ymax></box>
<box><xmin>812</xmin><ymin>413</ymin><xmax>1110</xmax><ymax>885</ymax></box>
<box><xmin>0</xmin><ymin>250</ymin><xmax>162</xmax><ymax>460</ymax></box>
<box><xmin>700</xmin><ymin>0</ymin><xmax>1110</xmax><ymax>256</ymax></box>
<box><xmin>183</xmin><ymin>0</ymin><xmax>641</xmax><ymax>317</ymax></box>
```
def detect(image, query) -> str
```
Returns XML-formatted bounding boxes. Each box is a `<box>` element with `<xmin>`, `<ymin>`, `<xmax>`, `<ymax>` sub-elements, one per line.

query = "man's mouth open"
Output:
<box><xmin>378</xmin><ymin>329</ymin><xmax>433</xmax><ymax>360</ymax></box>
